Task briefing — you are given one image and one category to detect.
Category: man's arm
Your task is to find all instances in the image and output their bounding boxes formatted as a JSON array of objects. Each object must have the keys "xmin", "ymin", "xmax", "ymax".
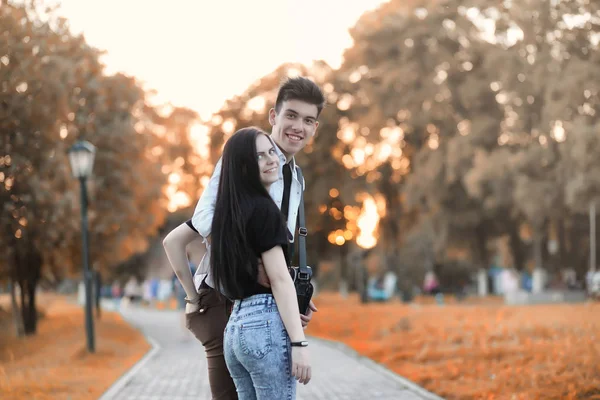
[{"xmin": 191, "ymin": 158, "xmax": 223, "ymax": 238}]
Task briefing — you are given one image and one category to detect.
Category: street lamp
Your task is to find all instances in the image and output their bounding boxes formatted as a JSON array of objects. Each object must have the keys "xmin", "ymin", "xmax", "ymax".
[
  {"xmin": 591, "ymin": 202, "xmax": 596, "ymax": 275},
  {"xmin": 68, "ymin": 140, "xmax": 96, "ymax": 353}
]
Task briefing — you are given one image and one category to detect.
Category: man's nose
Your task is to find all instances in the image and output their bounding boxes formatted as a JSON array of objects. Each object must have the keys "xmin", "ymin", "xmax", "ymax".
[{"xmin": 292, "ymin": 118, "xmax": 303, "ymax": 131}]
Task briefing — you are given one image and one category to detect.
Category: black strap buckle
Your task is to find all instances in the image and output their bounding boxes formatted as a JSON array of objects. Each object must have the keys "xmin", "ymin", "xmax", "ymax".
[
  {"xmin": 297, "ymin": 271, "xmax": 311, "ymax": 281},
  {"xmin": 298, "ymin": 227, "xmax": 308, "ymax": 236}
]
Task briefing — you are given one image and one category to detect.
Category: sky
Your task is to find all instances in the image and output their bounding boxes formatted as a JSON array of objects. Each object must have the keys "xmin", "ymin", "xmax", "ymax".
[{"xmin": 57, "ymin": 0, "xmax": 389, "ymax": 120}]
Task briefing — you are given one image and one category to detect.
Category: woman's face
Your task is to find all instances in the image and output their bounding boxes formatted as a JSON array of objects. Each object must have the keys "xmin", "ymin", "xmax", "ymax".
[{"xmin": 256, "ymin": 134, "xmax": 279, "ymax": 188}]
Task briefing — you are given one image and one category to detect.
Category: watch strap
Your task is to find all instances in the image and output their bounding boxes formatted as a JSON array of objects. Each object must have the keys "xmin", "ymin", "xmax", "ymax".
[{"xmin": 290, "ymin": 340, "xmax": 308, "ymax": 347}]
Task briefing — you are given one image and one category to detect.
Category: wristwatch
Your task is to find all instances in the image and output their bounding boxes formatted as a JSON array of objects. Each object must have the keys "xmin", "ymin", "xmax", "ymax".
[{"xmin": 290, "ymin": 341, "xmax": 308, "ymax": 347}]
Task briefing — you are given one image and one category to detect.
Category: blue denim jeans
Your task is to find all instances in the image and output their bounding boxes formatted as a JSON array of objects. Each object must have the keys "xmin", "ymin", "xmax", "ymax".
[{"xmin": 224, "ymin": 294, "xmax": 296, "ymax": 400}]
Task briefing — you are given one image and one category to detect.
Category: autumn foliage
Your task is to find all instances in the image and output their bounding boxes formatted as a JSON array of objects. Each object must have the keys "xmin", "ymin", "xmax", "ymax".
[{"xmin": 307, "ymin": 293, "xmax": 600, "ymax": 400}]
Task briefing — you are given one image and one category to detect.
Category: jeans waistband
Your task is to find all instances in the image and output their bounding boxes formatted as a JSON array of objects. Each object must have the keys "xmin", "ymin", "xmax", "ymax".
[{"xmin": 232, "ymin": 294, "xmax": 275, "ymax": 311}]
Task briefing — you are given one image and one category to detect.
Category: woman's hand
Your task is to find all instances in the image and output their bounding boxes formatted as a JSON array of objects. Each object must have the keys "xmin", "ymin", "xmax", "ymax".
[
  {"xmin": 185, "ymin": 301, "xmax": 200, "ymax": 314},
  {"xmin": 291, "ymin": 347, "xmax": 311, "ymax": 384}
]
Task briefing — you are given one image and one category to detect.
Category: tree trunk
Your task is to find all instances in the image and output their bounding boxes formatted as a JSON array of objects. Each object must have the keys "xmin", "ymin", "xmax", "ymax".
[
  {"xmin": 568, "ymin": 216, "xmax": 589, "ymax": 280},
  {"xmin": 338, "ymin": 244, "xmax": 349, "ymax": 297},
  {"xmin": 19, "ymin": 281, "xmax": 29, "ymax": 334},
  {"xmin": 19, "ymin": 278, "xmax": 37, "ymax": 335},
  {"xmin": 95, "ymin": 270, "xmax": 102, "ymax": 320},
  {"xmin": 378, "ymin": 163, "xmax": 402, "ymax": 254},
  {"xmin": 355, "ymin": 263, "xmax": 369, "ymax": 304},
  {"xmin": 15, "ymin": 247, "xmax": 42, "ymax": 335},
  {"xmin": 473, "ymin": 223, "xmax": 489, "ymax": 270},
  {"xmin": 508, "ymin": 221, "xmax": 526, "ymax": 271},
  {"xmin": 26, "ymin": 278, "xmax": 38, "ymax": 334},
  {"xmin": 533, "ymin": 233, "xmax": 543, "ymax": 271},
  {"xmin": 557, "ymin": 217, "xmax": 568, "ymax": 270}
]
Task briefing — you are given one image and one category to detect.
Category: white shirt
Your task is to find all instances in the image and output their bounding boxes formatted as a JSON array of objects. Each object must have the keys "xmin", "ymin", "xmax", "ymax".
[{"xmin": 190, "ymin": 138, "xmax": 305, "ymax": 289}]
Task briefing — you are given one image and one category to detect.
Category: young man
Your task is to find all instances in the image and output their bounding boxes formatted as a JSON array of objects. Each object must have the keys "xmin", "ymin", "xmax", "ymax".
[{"xmin": 163, "ymin": 77, "xmax": 325, "ymax": 400}]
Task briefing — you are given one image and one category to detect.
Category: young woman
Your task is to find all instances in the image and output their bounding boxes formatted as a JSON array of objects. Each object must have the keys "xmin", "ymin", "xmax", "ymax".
[{"xmin": 211, "ymin": 127, "xmax": 311, "ymax": 399}]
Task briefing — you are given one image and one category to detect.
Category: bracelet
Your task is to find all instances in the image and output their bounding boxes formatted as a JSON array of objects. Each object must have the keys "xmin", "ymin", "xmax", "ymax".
[{"xmin": 290, "ymin": 341, "xmax": 308, "ymax": 347}]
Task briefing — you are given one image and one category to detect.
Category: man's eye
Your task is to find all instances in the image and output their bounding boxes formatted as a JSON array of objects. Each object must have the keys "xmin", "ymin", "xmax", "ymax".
[
  {"xmin": 305, "ymin": 119, "xmax": 314, "ymax": 125},
  {"xmin": 287, "ymin": 114, "xmax": 296, "ymax": 119}
]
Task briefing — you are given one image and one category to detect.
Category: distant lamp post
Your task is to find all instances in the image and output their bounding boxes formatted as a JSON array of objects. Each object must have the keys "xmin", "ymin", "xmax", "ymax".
[
  {"xmin": 68, "ymin": 140, "xmax": 96, "ymax": 353},
  {"xmin": 591, "ymin": 202, "xmax": 596, "ymax": 274}
]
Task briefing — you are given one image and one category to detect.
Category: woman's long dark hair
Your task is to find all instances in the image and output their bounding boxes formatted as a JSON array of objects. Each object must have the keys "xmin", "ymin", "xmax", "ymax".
[{"xmin": 210, "ymin": 127, "xmax": 274, "ymax": 299}]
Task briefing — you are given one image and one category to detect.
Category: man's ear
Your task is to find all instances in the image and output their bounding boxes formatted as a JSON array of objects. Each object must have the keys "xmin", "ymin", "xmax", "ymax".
[
  {"xmin": 312, "ymin": 121, "xmax": 320, "ymax": 138},
  {"xmin": 268, "ymin": 108, "xmax": 277, "ymax": 126}
]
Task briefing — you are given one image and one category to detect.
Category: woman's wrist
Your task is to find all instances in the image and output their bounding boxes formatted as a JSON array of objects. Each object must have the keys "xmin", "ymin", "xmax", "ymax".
[
  {"xmin": 289, "ymin": 335, "xmax": 306, "ymax": 343},
  {"xmin": 184, "ymin": 295, "xmax": 200, "ymax": 304}
]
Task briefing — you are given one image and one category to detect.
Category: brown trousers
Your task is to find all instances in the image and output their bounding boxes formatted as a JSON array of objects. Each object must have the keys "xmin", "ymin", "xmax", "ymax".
[{"xmin": 185, "ymin": 286, "xmax": 237, "ymax": 400}]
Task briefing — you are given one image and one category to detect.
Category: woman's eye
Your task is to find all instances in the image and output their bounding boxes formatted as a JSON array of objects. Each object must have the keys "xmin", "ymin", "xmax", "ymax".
[{"xmin": 269, "ymin": 149, "xmax": 276, "ymax": 155}]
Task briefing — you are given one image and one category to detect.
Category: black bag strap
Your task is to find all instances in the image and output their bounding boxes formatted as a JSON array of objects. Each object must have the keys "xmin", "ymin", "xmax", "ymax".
[{"xmin": 295, "ymin": 166, "xmax": 309, "ymax": 274}]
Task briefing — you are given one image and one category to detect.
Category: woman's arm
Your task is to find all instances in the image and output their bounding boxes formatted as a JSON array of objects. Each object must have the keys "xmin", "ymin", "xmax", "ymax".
[
  {"xmin": 262, "ymin": 246, "xmax": 311, "ymax": 384},
  {"xmin": 163, "ymin": 223, "xmax": 205, "ymax": 302},
  {"xmin": 261, "ymin": 246, "xmax": 305, "ymax": 341}
]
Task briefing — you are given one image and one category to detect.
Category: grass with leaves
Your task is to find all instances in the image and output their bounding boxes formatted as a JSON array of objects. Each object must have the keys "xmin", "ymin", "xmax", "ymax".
[
  {"xmin": 0, "ymin": 294, "xmax": 150, "ymax": 400},
  {"xmin": 307, "ymin": 293, "xmax": 600, "ymax": 400}
]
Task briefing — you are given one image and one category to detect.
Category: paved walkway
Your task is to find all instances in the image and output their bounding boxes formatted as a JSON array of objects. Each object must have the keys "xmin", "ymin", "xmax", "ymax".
[{"xmin": 100, "ymin": 304, "xmax": 444, "ymax": 400}]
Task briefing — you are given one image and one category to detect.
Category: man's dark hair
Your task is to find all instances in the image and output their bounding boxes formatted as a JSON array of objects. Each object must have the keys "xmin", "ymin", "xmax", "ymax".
[
  {"xmin": 210, "ymin": 127, "xmax": 274, "ymax": 299},
  {"xmin": 274, "ymin": 76, "xmax": 326, "ymax": 117}
]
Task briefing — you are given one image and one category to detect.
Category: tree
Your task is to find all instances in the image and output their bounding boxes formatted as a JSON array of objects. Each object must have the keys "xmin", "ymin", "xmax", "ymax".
[
  {"xmin": 482, "ymin": 0, "xmax": 600, "ymax": 274},
  {"xmin": 333, "ymin": 0, "xmax": 600, "ymax": 280},
  {"xmin": 331, "ymin": 0, "xmax": 509, "ymax": 271},
  {"xmin": 0, "ymin": 2, "xmax": 198, "ymax": 334},
  {"xmin": 1, "ymin": 2, "xmax": 84, "ymax": 333}
]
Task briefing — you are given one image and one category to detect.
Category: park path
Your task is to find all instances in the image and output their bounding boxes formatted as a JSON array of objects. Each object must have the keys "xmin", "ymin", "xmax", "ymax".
[{"xmin": 99, "ymin": 303, "xmax": 444, "ymax": 400}]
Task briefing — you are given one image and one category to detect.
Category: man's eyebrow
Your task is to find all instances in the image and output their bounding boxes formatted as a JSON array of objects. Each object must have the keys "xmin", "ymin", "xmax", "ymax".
[{"xmin": 286, "ymin": 108, "xmax": 316, "ymax": 120}]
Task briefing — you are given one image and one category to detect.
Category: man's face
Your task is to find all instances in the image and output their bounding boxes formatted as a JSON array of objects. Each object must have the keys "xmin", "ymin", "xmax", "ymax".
[{"xmin": 269, "ymin": 99, "xmax": 319, "ymax": 160}]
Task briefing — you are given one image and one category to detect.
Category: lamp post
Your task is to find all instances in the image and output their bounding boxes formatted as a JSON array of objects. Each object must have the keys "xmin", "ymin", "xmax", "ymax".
[
  {"xmin": 68, "ymin": 140, "xmax": 96, "ymax": 353},
  {"xmin": 591, "ymin": 202, "xmax": 596, "ymax": 275}
]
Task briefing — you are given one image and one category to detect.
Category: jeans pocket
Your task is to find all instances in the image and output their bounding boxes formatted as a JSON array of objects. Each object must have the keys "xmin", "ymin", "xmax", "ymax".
[{"xmin": 239, "ymin": 319, "xmax": 272, "ymax": 360}]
